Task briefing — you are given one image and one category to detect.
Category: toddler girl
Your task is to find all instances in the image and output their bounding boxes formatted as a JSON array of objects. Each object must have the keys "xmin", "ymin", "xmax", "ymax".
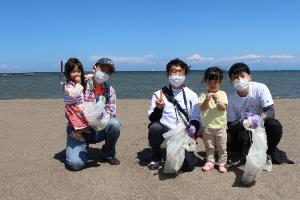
[
  {"xmin": 62, "ymin": 58, "xmax": 89, "ymax": 142},
  {"xmin": 197, "ymin": 67, "xmax": 228, "ymax": 172}
]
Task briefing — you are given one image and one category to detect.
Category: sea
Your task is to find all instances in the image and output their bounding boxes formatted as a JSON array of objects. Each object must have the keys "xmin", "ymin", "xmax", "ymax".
[{"xmin": 0, "ymin": 70, "xmax": 299, "ymax": 100}]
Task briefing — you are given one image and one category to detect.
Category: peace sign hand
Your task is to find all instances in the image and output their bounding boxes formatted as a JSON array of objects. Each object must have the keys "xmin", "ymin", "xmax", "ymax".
[{"xmin": 153, "ymin": 90, "xmax": 165, "ymax": 110}]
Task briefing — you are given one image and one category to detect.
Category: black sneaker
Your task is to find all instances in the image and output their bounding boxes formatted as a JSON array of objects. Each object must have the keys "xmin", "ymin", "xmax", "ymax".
[
  {"xmin": 101, "ymin": 156, "xmax": 120, "ymax": 165},
  {"xmin": 148, "ymin": 152, "xmax": 162, "ymax": 170}
]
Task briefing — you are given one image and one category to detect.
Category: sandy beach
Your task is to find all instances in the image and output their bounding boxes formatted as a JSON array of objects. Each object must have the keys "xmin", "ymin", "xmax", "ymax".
[{"xmin": 0, "ymin": 99, "xmax": 299, "ymax": 199}]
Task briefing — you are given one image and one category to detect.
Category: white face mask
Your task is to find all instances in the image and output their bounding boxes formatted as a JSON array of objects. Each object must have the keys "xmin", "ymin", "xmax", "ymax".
[
  {"xmin": 169, "ymin": 75, "xmax": 185, "ymax": 87},
  {"xmin": 94, "ymin": 70, "xmax": 110, "ymax": 83},
  {"xmin": 233, "ymin": 78, "xmax": 249, "ymax": 92}
]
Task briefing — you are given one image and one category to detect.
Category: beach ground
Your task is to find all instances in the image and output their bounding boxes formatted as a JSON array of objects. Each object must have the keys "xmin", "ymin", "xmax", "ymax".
[{"xmin": 0, "ymin": 99, "xmax": 299, "ymax": 199}]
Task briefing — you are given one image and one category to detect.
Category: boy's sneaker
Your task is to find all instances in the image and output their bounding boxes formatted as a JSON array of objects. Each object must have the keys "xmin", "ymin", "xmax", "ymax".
[
  {"xmin": 148, "ymin": 152, "xmax": 162, "ymax": 170},
  {"xmin": 202, "ymin": 162, "xmax": 214, "ymax": 171},
  {"xmin": 219, "ymin": 162, "xmax": 228, "ymax": 173},
  {"xmin": 263, "ymin": 154, "xmax": 272, "ymax": 171}
]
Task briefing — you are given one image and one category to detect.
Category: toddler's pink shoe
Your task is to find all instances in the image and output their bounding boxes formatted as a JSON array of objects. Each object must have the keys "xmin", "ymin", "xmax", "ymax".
[
  {"xmin": 202, "ymin": 162, "xmax": 214, "ymax": 171},
  {"xmin": 219, "ymin": 162, "xmax": 228, "ymax": 173}
]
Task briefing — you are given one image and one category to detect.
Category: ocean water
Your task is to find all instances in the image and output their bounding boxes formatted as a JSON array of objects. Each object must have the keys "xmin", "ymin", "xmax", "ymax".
[{"xmin": 0, "ymin": 71, "xmax": 299, "ymax": 100}]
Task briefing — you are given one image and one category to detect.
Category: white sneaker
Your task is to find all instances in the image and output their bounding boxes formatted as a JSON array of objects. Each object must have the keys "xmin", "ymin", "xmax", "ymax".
[{"xmin": 263, "ymin": 154, "xmax": 272, "ymax": 171}]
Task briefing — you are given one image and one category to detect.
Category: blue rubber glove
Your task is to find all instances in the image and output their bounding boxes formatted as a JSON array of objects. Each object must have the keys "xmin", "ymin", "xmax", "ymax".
[
  {"xmin": 249, "ymin": 114, "xmax": 261, "ymax": 129},
  {"xmin": 186, "ymin": 125, "xmax": 196, "ymax": 136},
  {"xmin": 97, "ymin": 110, "xmax": 107, "ymax": 119},
  {"xmin": 240, "ymin": 112, "xmax": 254, "ymax": 125}
]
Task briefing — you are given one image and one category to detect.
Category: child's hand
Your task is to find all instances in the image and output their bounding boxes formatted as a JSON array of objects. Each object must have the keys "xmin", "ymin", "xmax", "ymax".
[
  {"xmin": 74, "ymin": 76, "xmax": 81, "ymax": 84},
  {"xmin": 211, "ymin": 93, "xmax": 218, "ymax": 102},
  {"xmin": 92, "ymin": 66, "xmax": 97, "ymax": 74},
  {"xmin": 205, "ymin": 93, "xmax": 212, "ymax": 100}
]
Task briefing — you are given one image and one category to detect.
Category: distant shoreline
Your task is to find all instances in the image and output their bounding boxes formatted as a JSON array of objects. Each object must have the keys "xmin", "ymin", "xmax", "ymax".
[{"xmin": 1, "ymin": 70, "xmax": 299, "ymax": 76}]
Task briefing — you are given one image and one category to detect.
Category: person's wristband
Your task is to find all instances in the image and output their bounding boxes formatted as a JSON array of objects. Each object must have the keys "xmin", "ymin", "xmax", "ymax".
[{"xmin": 215, "ymin": 100, "xmax": 220, "ymax": 105}]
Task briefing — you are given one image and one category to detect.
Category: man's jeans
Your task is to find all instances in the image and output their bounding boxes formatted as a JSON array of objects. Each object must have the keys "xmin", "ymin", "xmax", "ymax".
[{"xmin": 66, "ymin": 117, "xmax": 121, "ymax": 170}]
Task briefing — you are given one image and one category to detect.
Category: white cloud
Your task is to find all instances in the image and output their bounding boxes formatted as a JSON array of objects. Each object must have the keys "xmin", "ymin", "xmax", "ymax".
[
  {"xmin": 0, "ymin": 64, "xmax": 8, "ymax": 69},
  {"xmin": 186, "ymin": 54, "xmax": 300, "ymax": 69},
  {"xmin": 187, "ymin": 54, "xmax": 298, "ymax": 64},
  {"xmin": 187, "ymin": 54, "xmax": 213, "ymax": 61},
  {"xmin": 268, "ymin": 55, "xmax": 294, "ymax": 59},
  {"xmin": 13, "ymin": 65, "xmax": 19, "ymax": 68},
  {"xmin": 89, "ymin": 55, "xmax": 155, "ymax": 64},
  {"xmin": 215, "ymin": 54, "xmax": 261, "ymax": 62}
]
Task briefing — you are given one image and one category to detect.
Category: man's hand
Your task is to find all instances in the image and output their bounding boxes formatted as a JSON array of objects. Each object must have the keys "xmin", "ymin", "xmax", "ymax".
[
  {"xmin": 240, "ymin": 112, "xmax": 254, "ymax": 125},
  {"xmin": 186, "ymin": 125, "xmax": 196, "ymax": 136},
  {"xmin": 97, "ymin": 110, "xmax": 107, "ymax": 119},
  {"xmin": 249, "ymin": 114, "xmax": 261, "ymax": 129},
  {"xmin": 153, "ymin": 90, "xmax": 165, "ymax": 110}
]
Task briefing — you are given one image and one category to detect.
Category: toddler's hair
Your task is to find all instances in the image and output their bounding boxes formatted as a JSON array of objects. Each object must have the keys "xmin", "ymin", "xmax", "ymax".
[
  {"xmin": 201, "ymin": 67, "xmax": 223, "ymax": 84},
  {"xmin": 64, "ymin": 58, "xmax": 86, "ymax": 93}
]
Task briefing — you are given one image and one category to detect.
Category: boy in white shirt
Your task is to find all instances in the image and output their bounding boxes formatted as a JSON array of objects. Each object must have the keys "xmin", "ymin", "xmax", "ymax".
[
  {"xmin": 147, "ymin": 58, "xmax": 202, "ymax": 171},
  {"xmin": 226, "ymin": 62, "xmax": 283, "ymax": 171}
]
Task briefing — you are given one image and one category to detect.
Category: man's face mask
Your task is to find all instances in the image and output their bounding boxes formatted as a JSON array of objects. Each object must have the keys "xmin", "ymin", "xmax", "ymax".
[
  {"xmin": 233, "ymin": 78, "xmax": 249, "ymax": 92},
  {"xmin": 94, "ymin": 70, "xmax": 110, "ymax": 83},
  {"xmin": 169, "ymin": 75, "xmax": 185, "ymax": 87}
]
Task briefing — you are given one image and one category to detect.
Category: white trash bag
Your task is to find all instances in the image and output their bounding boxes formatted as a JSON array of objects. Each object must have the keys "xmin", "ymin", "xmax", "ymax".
[
  {"xmin": 89, "ymin": 112, "xmax": 110, "ymax": 131},
  {"xmin": 82, "ymin": 99, "xmax": 110, "ymax": 131},
  {"xmin": 161, "ymin": 122, "xmax": 196, "ymax": 173},
  {"xmin": 241, "ymin": 116, "xmax": 268, "ymax": 185}
]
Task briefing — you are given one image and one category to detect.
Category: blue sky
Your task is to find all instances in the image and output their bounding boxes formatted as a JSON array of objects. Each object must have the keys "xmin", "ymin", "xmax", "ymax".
[{"xmin": 1, "ymin": 0, "xmax": 299, "ymax": 73}]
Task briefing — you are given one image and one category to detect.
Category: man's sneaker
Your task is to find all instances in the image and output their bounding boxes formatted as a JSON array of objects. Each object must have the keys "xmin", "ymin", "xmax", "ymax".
[
  {"xmin": 101, "ymin": 156, "xmax": 120, "ymax": 165},
  {"xmin": 148, "ymin": 152, "xmax": 162, "ymax": 170},
  {"xmin": 263, "ymin": 154, "xmax": 272, "ymax": 171}
]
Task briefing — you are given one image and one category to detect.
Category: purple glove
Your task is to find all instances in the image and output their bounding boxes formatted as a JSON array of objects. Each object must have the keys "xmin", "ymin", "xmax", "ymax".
[
  {"xmin": 97, "ymin": 110, "xmax": 107, "ymax": 119},
  {"xmin": 240, "ymin": 112, "xmax": 254, "ymax": 125},
  {"xmin": 249, "ymin": 114, "xmax": 261, "ymax": 129},
  {"xmin": 186, "ymin": 125, "xmax": 196, "ymax": 136}
]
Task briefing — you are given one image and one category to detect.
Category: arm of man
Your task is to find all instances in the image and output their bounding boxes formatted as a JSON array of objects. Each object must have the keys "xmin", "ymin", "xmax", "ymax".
[
  {"xmin": 260, "ymin": 104, "xmax": 275, "ymax": 121},
  {"xmin": 104, "ymin": 84, "xmax": 117, "ymax": 118},
  {"xmin": 191, "ymin": 93, "xmax": 202, "ymax": 133}
]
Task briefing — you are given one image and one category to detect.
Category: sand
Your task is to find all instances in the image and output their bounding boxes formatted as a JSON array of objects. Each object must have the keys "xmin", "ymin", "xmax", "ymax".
[{"xmin": 0, "ymin": 99, "xmax": 299, "ymax": 199}]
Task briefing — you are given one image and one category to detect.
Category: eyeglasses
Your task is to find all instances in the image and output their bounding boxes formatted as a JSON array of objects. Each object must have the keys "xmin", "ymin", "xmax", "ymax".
[{"xmin": 170, "ymin": 69, "xmax": 185, "ymax": 75}]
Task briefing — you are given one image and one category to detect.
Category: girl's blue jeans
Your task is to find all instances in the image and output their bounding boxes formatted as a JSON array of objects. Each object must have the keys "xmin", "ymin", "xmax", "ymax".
[{"xmin": 66, "ymin": 117, "xmax": 121, "ymax": 170}]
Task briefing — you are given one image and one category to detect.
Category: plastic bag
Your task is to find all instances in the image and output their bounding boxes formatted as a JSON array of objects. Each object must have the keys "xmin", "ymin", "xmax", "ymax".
[
  {"xmin": 82, "ymin": 99, "xmax": 110, "ymax": 131},
  {"xmin": 241, "ymin": 116, "xmax": 268, "ymax": 185},
  {"xmin": 161, "ymin": 122, "xmax": 196, "ymax": 173},
  {"xmin": 89, "ymin": 112, "xmax": 110, "ymax": 131},
  {"xmin": 83, "ymin": 100, "xmax": 105, "ymax": 123}
]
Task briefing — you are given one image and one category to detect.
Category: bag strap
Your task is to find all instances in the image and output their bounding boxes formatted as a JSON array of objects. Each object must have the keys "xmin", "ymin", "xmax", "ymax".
[{"xmin": 162, "ymin": 86, "xmax": 190, "ymax": 122}]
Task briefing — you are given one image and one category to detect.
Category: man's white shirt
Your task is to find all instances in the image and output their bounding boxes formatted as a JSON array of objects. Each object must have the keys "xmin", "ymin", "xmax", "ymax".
[
  {"xmin": 148, "ymin": 86, "xmax": 201, "ymax": 130},
  {"xmin": 227, "ymin": 81, "xmax": 274, "ymax": 122}
]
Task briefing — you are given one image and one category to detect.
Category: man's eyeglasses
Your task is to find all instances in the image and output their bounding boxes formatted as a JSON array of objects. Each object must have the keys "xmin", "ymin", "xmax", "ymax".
[{"xmin": 170, "ymin": 69, "xmax": 185, "ymax": 75}]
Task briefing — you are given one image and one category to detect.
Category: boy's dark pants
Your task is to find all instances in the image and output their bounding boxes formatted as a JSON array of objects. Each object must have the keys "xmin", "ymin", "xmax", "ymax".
[
  {"xmin": 148, "ymin": 121, "xmax": 199, "ymax": 172},
  {"xmin": 227, "ymin": 119, "xmax": 283, "ymax": 157}
]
